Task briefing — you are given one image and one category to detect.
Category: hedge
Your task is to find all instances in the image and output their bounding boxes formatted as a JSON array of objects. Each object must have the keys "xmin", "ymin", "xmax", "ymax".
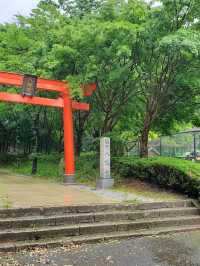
[
  {"xmin": 0, "ymin": 153, "xmax": 26, "ymax": 165},
  {"xmin": 113, "ymin": 157, "xmax": 200, "ymax": 199}
]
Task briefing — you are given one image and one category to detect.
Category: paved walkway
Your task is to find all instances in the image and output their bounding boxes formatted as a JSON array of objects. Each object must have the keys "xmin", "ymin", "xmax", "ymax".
[
  {"xmin": 0, "ymin": 169, "xmax": 186, "ymax": 208},
  {"xmin": 1, "ymin": 231, "xmax": 200, "ymax": 265},
  {"xmin": 81, "ymin": 184, "xmax": 185, "ymax": 203},
  {"xmin": 0, "ymin": 170, "xmax": 118, "ymax": 207}
]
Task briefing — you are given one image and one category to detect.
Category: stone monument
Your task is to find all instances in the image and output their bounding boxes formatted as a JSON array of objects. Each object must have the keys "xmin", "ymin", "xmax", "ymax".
[{"xmin": 96, "ymin": 137, "xmax": 114, "ymax": 189}]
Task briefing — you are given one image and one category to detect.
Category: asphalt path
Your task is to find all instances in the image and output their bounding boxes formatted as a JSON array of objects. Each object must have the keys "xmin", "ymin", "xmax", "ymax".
[{"xmin": 1, "ymin": 231, "xmax": 200, "ymax": 266}]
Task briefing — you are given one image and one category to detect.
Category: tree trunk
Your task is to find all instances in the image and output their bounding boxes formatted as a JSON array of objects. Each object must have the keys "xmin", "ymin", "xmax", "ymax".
[
  {"xmin": 139, "ymin": 127, "xmax": 149, "ymax": 157},
  {"xmin": 139, "ymin": 113, "xmax": 152, "ymax": 158},
  {"xmin": 31, "ymin": 108, "xmax": 41, "ymax": 175},
  {"xmin": 74, "ymin": 111, "xmax": 90, "ymax": 157},
  {"xmin": 31, "ymin": 157, "xmax": 38, "ymax": 175},
  {"xmin": 139, "ymin": 95, "xmax": 158, "ymax": 158},
  {"xmin": 75, "ymin": 130, "xmax": 83, "ymax": 157}
]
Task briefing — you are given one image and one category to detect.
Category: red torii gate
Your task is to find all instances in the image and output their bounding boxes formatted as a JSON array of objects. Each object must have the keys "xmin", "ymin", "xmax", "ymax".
[{"xmin": 0, "ymin": 71, "xmax": 96, "ymax": 184}]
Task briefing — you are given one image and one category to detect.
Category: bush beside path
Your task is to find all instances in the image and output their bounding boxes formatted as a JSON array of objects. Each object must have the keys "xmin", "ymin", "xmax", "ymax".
[{"xmin": 114, "ymin": 157, "xmax": 200, "ymax": 200}]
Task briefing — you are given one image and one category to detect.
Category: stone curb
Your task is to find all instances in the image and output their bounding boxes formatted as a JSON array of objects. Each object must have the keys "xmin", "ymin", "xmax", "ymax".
[
  {"xmin": 0, "ymin": 200, "xmax": 193, "ymax": 218},
  {"xmin": 1, "ymin": 224, "xmax": 200, "ymax": 253},
  {"xmin": 0, "ymin": 207, "xmax": 198, "ymax": 230},
  {"xmin": 0, "ymin": 215, "xmax": 199, "ymax": 242}
]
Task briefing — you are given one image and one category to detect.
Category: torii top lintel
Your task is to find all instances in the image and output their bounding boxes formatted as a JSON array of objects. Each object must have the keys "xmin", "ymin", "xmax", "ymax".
[
  {"xmin": 0, "ymin": 71, "xmax": 96, "ymax": 97},
  {"xmin": 0, "ymin": 71, "xmax": 67, "ymax": 93},
  {"xmin": 0, "ymin": 71, "xmax": 96, "ymax": 111}
]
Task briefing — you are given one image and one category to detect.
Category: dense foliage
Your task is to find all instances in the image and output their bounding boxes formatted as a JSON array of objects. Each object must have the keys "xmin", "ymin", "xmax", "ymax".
[
  {"xmin": 114, "ymin": 156, "xmax": 200, "ymax": 199},
  {"xmin": 0, "ymin": 152, "xmax": 99, "ymax": 184},
  {"xmin": 0, "ymin": 0, "xmax": 200, "ymax": 163}
]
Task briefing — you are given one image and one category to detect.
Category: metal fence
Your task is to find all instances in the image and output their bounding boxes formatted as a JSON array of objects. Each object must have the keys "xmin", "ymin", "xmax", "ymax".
[{"xmin": 130, "ymin": 128, "xmax": 200, "ymax": 159}]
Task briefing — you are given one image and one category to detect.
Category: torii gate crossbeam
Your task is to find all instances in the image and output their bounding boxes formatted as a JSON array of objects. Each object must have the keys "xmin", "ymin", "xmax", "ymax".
[{"xmin": 0, "ymin": 71, "xmax": 96, "ymax": 184}]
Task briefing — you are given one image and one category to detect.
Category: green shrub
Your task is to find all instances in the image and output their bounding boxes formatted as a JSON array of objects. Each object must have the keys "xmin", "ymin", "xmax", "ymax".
[
  {"xmin": 113, "ymin": 156, "xmax": 200, "ymax": 199},
  {"xmin": 0, "ymin": 153, "xmax": 27, "ymax": 165},
  {"xmin": 0, "ymin": 152, "xmax": 99, "ymax": 184},
  {"xmin": 1, "ymin": 153, "xmax": 63, "ymax": 182},
  {"xmin": 76, "ymin": 152, "xmax": 99, "ymax": 184}
]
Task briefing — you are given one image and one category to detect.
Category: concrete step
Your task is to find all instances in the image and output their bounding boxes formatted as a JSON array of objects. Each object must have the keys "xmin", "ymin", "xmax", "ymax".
[
  {"xmin": 0, "ymin": 207, "xmax": 198, "ymax": 230},
  {"xmin": 0, "ymin": 200, "xmax": 193, "ymax": 218},
  {"xmin": 1, "ymin": 224, "xmax": 200, "ymax": 252},
  {"xmin": 0, "ymin": 215, "xmax": 199, "ymax": 243}
]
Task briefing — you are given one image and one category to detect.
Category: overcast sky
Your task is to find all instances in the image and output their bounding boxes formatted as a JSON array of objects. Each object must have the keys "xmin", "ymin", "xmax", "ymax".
[
  {"xmin": 0, "ymin": 0, "xmax": 40, "ymax": 23},
  {"xmin": 0, "ymin": 0, "xmax": 161, "ymax": 24}
]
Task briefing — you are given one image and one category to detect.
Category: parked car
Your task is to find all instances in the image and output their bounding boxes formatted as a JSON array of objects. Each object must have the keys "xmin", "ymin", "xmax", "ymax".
[{"xmin": 185, "ymin": 151, "xmax": 200, "ymax": 160}]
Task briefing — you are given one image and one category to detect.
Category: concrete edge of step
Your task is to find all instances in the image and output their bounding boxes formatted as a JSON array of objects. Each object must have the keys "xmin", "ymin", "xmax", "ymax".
[
  {"xmin": 0, "ymin": 200, "xmax": 194, "ymax": 218},
  {"xmin": 0, "ymin": 206, "xmax": 198, "ymax": 221},
  {"xmin": 0, "ymin": 207, "xmax": 198, "ymax": 232},
  {"xmin": 0, "ymin": 215, "xmax": 199, "ymax": 235},
  {"xmin": 1, "ymin": 224, "xmax": 200, "ymax": 253}
]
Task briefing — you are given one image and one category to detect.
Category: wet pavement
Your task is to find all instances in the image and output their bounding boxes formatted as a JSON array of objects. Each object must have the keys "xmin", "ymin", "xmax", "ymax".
[
  {"xmin": 1, "ymin": 231, "xmax": 200, "ymax": 266},
  {"xmin": 0, "ymin": 170, "xmax": 118, "ymax": 207},
  {"xmin": 0, "ymin": 169, "xmax": 185, "ymax": 208}
]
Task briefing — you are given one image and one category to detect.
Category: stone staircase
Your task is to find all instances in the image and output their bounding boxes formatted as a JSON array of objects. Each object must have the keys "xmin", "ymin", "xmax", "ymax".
[{"xmin": 0, "ymin": 200, "xmax": 199, "ymax": 252}]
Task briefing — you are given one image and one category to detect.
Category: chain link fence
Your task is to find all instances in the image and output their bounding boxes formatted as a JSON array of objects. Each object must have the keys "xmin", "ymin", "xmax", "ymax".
[{"xmin": 130, "ymin": 128, "xmax": 200, "ymax": 160}]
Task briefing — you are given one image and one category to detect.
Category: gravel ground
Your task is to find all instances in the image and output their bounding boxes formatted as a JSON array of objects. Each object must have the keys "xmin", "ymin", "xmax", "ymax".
[{"xmin": 1, "ymin": 231, "xmax": 200, "ymax": 266}]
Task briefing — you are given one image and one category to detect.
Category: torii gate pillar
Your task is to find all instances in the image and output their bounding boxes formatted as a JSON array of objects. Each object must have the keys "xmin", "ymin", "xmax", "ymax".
[{"xmin": 63, "ymin": 94, "xmax": 75, "ymax": 184}]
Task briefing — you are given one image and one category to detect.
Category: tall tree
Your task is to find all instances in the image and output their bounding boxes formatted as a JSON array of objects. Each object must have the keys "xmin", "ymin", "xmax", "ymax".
[
  {"xmin": 1, "ymin": 0, "xmax": 200, "ymax": 159},
  {"xmin": 134, "ymin": 0, "xmax": 200, "ymax": 157}
]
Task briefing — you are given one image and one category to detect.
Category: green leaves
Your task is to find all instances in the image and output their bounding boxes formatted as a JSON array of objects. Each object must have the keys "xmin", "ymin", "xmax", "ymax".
[
  {"xmin": 159, "ymin": 29, "xmax": 200, "ymax": 56},
  {"xmin": 0, "ymin": 0, "xmax": 200, "ymax": 157}
]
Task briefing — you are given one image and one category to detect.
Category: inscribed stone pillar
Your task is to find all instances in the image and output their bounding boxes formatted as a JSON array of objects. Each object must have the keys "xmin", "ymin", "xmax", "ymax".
[{"xmin": 96, "ymin": 137, "xmax": 114, "ymax": 189}]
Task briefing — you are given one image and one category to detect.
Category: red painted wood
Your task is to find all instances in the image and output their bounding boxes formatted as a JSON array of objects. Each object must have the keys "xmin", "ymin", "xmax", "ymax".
[
  {"xmin": 83, "ymin": 83, "xmax": 96, "ymax": 96},
  {"xmin": 0, "ymin": 72, "xmax": 23, "ymax": 87},
  {"xmin": 63, "ymin": 95, "xmax": 75, "ymax": 176},
  {"xmin": 0, "ymin": 92, "xmax": 90, "ymax": 111},
  {"xmin": 0, "ymin": 92, "xmax": 64, "ymax": 108},
  {"xmin": 0, "ymin": 71, "xmax": 68, "ymax": 93},
  {"xmin": 72, "ymin": 101, "xmax": 89, "ymax": 111},
  {"xmin": 0, "ymin": 71, "xmax": 96, "ymax": 96}
]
